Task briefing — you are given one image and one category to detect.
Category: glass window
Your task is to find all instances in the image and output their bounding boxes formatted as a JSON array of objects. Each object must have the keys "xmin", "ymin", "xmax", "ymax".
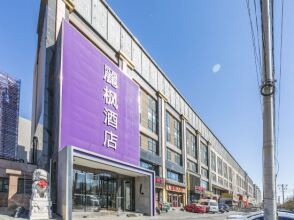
[
  {"xmin": 217, "ymin": 157, "xmax": 223, "ymax": 175},
  {"xmin": 218, "ymin": 177, "xmax": 224, "ymax": 185},
  {"xmin": 200, "ymin": 143, "xmax": 208, "ymax": 166},
  {"xmin": 17, "ymin": 178, "xmax": 32, "ymax": 194},
  {"xmin": 0, "ymin": 178, "xmax": 9, "ymax": 192},
  {"xmin": 147, "ymin": 95, "xmax": 157, "ymax": 133},
  {"xmin": 174, "ymin": 119, "xmax": 181, "ymax": 148},
  {"xmin": 228, "ymin": 167, "xmax": 233, "ymax": 182},
  {"xmin": 211, "ymin": 151, "xmax": 216, "ymax": 172},
  {"xmin": 186, "ymin": 130, "xmax": 196, "ymax": 158},
  {"xmin": 167, "ymin": 148, "xmax": 171, "ymax": 161},
  {"xmin": 174, "ymin": 153, "xmax": 182, "ymax": 166},
  {"xmin": 201, "ymin": 167, "xmax": 208, "ymax": 179},
  {"xmin": 223, "ymin": 163, "xmax": 228, "ymax": 179},
  {"xmin": 140, "ymin": 160, "xmax": 159, "ymax": 176},
  {"xmin": 167, "ymin": 170, "xmax": 183, "ymax": 183},
  {"xmin": 200, "ymin": 180, "xmax": 208, "ymax": 190},
  {"xmin": 212, "ymin": 173, "xmax": 217, "ymax": 182},
  {"xmin": 189, "ymin": 161, "xmax": 197, "ymax": 173},
  {"xmin": 147, "ymin": 138, "xmax": 158, "ymax": 154},
  {"xmin": 141, "ymin": 134, "xmax": 158, "ymax": 155},
  {"xmin": 166, "ymin": 112, "xmax": 171, "ymax": 142}
]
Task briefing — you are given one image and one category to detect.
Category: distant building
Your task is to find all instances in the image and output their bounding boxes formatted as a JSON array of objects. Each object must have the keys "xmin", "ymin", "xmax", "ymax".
[
  {"xmin": 253, "ymin": 184, "xmax": 262, "ymax": 206},
  {"xmin": 0, "ymin": 75, "xmax": 37, "ymax": 209},
  {"xmin": 0, "ymin": 72, "xmax": 20, "ymax": 159}
]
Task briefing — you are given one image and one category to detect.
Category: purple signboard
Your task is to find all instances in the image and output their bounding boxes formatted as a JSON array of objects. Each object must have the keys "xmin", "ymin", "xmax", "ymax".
[{"xmin": 60, "ymin": 21, "xmax": 140, "ymax": 165}]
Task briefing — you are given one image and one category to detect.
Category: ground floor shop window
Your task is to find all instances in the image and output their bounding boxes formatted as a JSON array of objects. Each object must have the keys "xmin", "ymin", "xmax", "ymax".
[
  {"xmin": 167, "ymin": 193, "xmax": 183, "ymax": 207},
  {"xmin": 17, "ymin": 178, "xmax": 32, "ymax": 194},
  {"xmin": 72, "ymin": 167, "xmax": 135, "ymax": 212},
  {"xmin": 155, "ymin": 189, "xmax": 162, "ymax": 208},
  {"xmin": 0, "ymin": 178, "xmax": 9, "ymax": 192}
]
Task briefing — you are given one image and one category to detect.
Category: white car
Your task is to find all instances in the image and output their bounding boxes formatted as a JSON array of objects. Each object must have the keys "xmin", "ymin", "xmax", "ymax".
[{"xmin": 200, "ymin": 199, "xmax": 219, "ymax": 213}]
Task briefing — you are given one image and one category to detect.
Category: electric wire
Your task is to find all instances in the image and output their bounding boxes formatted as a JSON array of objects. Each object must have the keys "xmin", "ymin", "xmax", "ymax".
[
  {"xmin": 254, "ymin": 0, "xmax": 262, "ymax": 73},
  {"xmin": 246, "ymin": 0, "xmax": 263, "ymax": 113},
  {"xmin": 275, "ymin": 0, "xmax": 284, "ymax": 177}
]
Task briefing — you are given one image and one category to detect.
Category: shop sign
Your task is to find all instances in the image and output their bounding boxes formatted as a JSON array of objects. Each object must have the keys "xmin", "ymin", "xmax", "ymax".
[
  {"xmin": 155, "ymin": 177, "xmax": 165, "ymax": 184},
  {"xmin": 60, "ymin": 21, "xmax": 140, "ymax": 165},
  {"xmin": 204, "ymin": 190, "xmax": 213, "ymax": 197},
  {"xmin": 221, "ymin": 193, "xmax": 233, "ymax": 199},
  {"xmin": 195, "ymin": 186, "xmax": 205, "ymax": 193},
  {"xmin": 166, "ymin": 184, "xmax": 185, "ymax": 193}
]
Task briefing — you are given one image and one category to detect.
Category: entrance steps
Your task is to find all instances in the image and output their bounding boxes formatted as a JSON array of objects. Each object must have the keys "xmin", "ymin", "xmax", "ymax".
[{"xmin": 73, "ymin": 210, "xmax": 144, "ymax": 219}]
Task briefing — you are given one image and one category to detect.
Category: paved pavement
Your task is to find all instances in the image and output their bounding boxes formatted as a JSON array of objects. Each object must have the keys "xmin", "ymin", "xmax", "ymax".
[{"xmin": 0, "ymin": 207, "xmax": 243, "ymax": 220}]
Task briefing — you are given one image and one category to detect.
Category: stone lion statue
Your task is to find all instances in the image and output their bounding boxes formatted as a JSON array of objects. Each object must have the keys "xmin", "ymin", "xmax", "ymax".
[
  {"xmin": 31, "ymin": 169, "xmax": 50, "ymax": 199},
  {"xmin": 29, "ymin": 169, "xmax": 52, "ymax": 220}
]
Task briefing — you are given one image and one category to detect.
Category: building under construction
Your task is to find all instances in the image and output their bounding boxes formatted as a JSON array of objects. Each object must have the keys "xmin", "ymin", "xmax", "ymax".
[{"xmin": 0, "ymin": 72, "xmax": 20, "ymax": 160}]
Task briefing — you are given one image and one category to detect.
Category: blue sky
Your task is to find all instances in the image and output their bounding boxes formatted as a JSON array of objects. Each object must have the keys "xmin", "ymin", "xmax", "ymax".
[{"xmin": 0, "ymin": 0, "xmax": 293, "ymax": 199}]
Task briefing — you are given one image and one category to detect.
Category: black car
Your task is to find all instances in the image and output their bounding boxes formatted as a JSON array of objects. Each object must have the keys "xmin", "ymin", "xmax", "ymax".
[{"xmin": 219, "ymin": 203, "xmax": 230, "ymax": 213}]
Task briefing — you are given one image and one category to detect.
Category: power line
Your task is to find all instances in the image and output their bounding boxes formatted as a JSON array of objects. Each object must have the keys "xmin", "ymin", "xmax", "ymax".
[
  {"xmin": 254, "ymin": 0, "xmax": 262, "ymax": 73},
  {"xmin": 246, "ymin": 0, "xmax": 263, "ymax": 112},
  {"xmin": 275, "ymin": 0, "xmax": 284, "ymax": 176}
]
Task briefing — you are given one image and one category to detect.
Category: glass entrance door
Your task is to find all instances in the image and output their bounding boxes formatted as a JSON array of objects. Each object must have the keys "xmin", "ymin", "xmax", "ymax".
[
  {"xmin": 73, "ymin": 170, "xmax": 86, "ymax": 211},
  {"xmin": 124, "ymin": 181, "xmax": 131, "ymax": 211},
  {"xmin": 99, "ymin": 175, "xmax": 117, "ymax": 210}
]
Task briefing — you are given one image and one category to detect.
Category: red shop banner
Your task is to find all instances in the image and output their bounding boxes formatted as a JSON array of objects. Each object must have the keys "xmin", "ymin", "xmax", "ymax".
[{"xmin": 166, "ymin": 184, "xmax": 186, "ymax": 193}]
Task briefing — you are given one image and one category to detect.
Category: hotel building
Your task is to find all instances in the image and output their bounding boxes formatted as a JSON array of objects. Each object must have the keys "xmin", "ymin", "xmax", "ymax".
[{"xmin": 30, "ymin": 0, "xmax": 260, "ymax": 219}]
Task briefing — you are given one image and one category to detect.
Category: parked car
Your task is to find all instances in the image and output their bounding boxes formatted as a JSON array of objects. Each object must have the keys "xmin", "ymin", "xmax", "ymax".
[
  {"xmin": 159, "ymin": 202, "xmax": 170, "ymax": 212},
  {"xmin": 184, "ymin": 203, "xmax": 207, "ymax": 213},
  {"xmin": 226, "ymin": 210, "xmax": 294, "ymax": 219},
  {"xmin": 199, "ymin": 199, "xmax": 219, "ymax": 213},
  {"xmin": 219, "ymin": 203, "xmax": 230, "ymax": 213}
]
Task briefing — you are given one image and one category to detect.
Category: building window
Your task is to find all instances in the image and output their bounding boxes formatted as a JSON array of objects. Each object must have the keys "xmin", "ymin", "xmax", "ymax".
[
  {"xmin": 228, "ymin": 167, "xmax": 233, "ymax": 182},
  {"xmin": 174, "ymin": 119, "xmax": 181, "ymax": 148},
  {"xmin": 167, "ymin": 170, "xmax": 183, "ymax": 183},
  {"xmin": 147, "ymin": 95, "xmax": 157, "ymax": 133},
  {"xmin": 166, "ymin": 112, "xmax": 171, "ymax": 142},
  {"xmin": 174, "ymin": 153, "xmax": 182, "ymax": 166},
  {"xmin": 223, "ymin": 163, "xmax": 228, "ymax": 179},
  {"xmin": 201, "ymin": 167, "xmax": 208, "ymax": 179},
  {"xmin": 200, "ymin": 142, "xmax": 208, "ymax": 166},
  {"xmin": 217, "ymin": 157, "xmax": 223, "ymax": 175},
  {"xmin": 17, "ymin": 178, "xmax": 32, "ymax": 194},
  {"xmin": 0, "ymin": 178, "xmax": 9, "ymax": 192},
  {"xmin": 140, "ymin": 160, "xmax": 159, "ymax": 176},
  {"xmin": 200, "ymin": 180, "xmax": 208, "ymax": 190},
  {"xmin": 148, "ymin": 138, "xmax": 158, "ymax": 154},
  {"xmin": 186, "ymin": 130, "xmax": 196, "ymax": 158},
  {"xmin": 188, "ymin": 161, "xmax": 197, "ymax": 173},
  {"xmin": 211, "ymin": 151, "xmax": 216, "ymax": 172},
  {"xmin": 211, "ymin": 173, "xmax": 217, "ymax": 183},
  {"xmin": 218, "ymin": 177, "xmax": 224, "ymax": 185},
  {"xmin": 167, "ymin": 148, "xmax": 171, "ymax": 161},
  {"xmin": 140, "ymin": 134, "xmax": 158, "ymax": 155}
]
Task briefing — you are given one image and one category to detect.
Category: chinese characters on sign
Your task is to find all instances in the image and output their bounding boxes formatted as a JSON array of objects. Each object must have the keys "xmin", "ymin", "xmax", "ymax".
[{"xmin": 103, "ymin": 65, "xmax": 119, "ymax": 150}]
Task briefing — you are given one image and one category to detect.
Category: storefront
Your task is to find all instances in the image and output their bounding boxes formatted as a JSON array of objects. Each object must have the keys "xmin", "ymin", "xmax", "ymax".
[
  {"xmin": 53, "ymin": 21, "xmax": 155, "ymax": 219},
  {"xmin": 187, "ymin": 173, "xmax": 202, "ymax": 203},
  {"xmin": 166, "ymin": 184, "xmax": 186, "ymax": 207},
  {"xmin": 155, "ymin": 177, "xmax": 164, "ymax": 208}
]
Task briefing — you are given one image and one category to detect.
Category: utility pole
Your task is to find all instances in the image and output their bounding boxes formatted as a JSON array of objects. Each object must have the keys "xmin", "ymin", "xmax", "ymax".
[
  {"xmin": 278, "ymin": 184, "xmax": 288, "ymax": 204},
  {"xmin": 260, "ymin": 0, "xmax": 277, "ymax": 220}
]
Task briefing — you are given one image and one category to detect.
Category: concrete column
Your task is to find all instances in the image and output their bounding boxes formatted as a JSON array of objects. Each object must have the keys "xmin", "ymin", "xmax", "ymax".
[
  {"xmin": 55, "ymin": 0, "xmax": 66, "ymax": 39},
  {"xmin": 180, "ymin": 114, "xmax": 188, "ymax": 205},
  {"xmin": 7, "ymin": 175, "xmax": 19, "ymax": 207},
  {"xmin": 157, "ymin": 91, "xmax": 167, "ymax": 202},
  {"xmin": 207, "ymin": 141, "xmax": 212, "ymax": 192},
  {"xmin": 6, "ymin": 169, "xmax": 21, "ymax": 208},
  {"xmin": 196, "ymin": 131, "xmax": 201, "ymax": 175}
]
